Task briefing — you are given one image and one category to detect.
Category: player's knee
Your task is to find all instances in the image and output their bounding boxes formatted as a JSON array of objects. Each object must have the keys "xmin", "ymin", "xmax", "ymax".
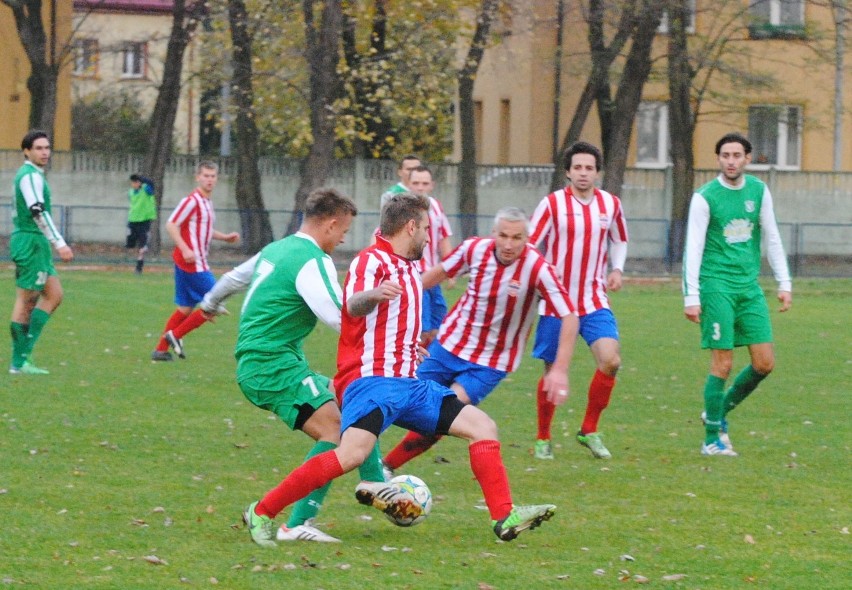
[
  {"xmin": 752, "ymin": 357, "xmax": 774, "ymax": 375},
  {"xmin": 599, "ymin": 354, "xmax": 621, "ymax": 376},
  {"xmin": 470, "ymin": 411, "xmax": 498, "ymax": 441},
  {"xmin": 335, "ymin": 445, "xmax": 371, "ymax": 472}
]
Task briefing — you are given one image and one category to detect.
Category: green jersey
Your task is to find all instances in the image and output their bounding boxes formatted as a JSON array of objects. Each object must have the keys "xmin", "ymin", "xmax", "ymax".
[
  {"xmin": 235, "ymin": 233, "xmax": 343, "ymax": 366},
  {"xmin": 380, "ymin": 182, "xmax": 408, "ymax": 208},
  {"xmin": 683, "ymin": 174, "xmax": 790, "ymax": 303},
  {"xmin": 12, "ymin": 161, "xmax": 65, "ymax": 247},
  {"xmin": 128, "ymin": 184, "xmax": 157, "ymax": 222}
]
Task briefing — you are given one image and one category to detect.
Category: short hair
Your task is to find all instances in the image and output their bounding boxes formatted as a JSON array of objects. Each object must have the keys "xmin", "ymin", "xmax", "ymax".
[
  {"xmin": 493, "ymin": 206, "xmax": 529, "ymax": 231},
  {"xmin": 380, "ymin": 193, "xmax": 430, "ymax": 238},
  {"xmin": 398, "ymin": 154, "xmax": 421, "ymax": 169},
  {"xmin": 196, "ymin": 160, "xmax": 218, "ymax": 174},
  {"xmin": 130, "ymin": 174, "xmax": 142, "ymax": 182},
  {"xmin": 22, "ymin": 129, "xmax": 49, "ymax": 151},
  {"xmin": 715, "ymin": 132, "xmax": 752, "ymax": 155},
  {"xmin": 409, "ymin": 164, "xmax": 432, "ymax": 178},
  {"xmin": 564, "ymin": 141, "xmax": 603, "ymax": 171},
  {"xmin": 304, "ymin": 187, "xmax": 358, "ymax": 220}
]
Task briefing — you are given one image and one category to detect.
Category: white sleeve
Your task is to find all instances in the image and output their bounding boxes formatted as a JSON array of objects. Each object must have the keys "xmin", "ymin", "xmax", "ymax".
[
  {"xmin": 760, "ymin": 187, "xmax": 792, "ymax": 292},
  {"xmin": 20, "ymin": 173, "xmax": 67, "ymax": 248},
  {"xmin": 200, "ymin": 253, "xmax": 259, "ymax": 312},
  {"xmin": 682, "ymin": 193, "xmax": 709, "ymax": 307},
  {"xmin": 608, "ymin": 240, "xmax": 627, "ymax": 272},
  {"xmin": 295, "ymin": 257, "xmax": 343, "ymax": 332}
]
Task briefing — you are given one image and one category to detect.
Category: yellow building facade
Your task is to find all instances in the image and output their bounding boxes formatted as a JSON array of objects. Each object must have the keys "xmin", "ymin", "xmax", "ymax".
[
  {"xmin": 0, "ymin": 0, "xmax": 72, "ymax": 151},
  {"xmin": 463, "ymin": 1, "xmax": 852, "ymax": 172}
]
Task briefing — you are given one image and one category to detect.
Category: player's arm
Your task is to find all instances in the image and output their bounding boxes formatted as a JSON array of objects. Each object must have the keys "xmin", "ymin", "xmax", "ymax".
[
  {"xmin": 296, "ymin": 257, "xmax": 344, "ymax": 332},
  {"xmin": 543, "ymin": 312, "xmax": 579, "ymax": 406},
  {"xmin": 20, "ymin": 173, "xmax": 72, "ymax": 261},
  {"xmin": 212, "ymin": 229, "xmax": 240, "ymax": 243},
  {"xmin": 421, "ymin": 265, "xmax": 449, "ymax": 291},
  {"xmin": 347, "ymin": 281, "xmax": 403, "ymax": 316},
  {"xmin": 759, "ymin": 187, "xmax": 792, "ymax": 312},
  {"xmin": 607, "ymin": 241, "xmax": 627, "ymax": 291},
  {"xmin": 682, "ymin": 192, "xmax": 710, "ymax": 323},
  {"xmin": 165, "ymin": 219, "xmax": 194, "ymax": 263},
  {"xmin": 200, "ymin": 253, "xmax": 260, "ymax": 316}
]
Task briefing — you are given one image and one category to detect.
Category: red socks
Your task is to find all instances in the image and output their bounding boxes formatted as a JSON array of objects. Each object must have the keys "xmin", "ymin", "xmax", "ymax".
[
  {"xmin": 172, "ymin": 309, "xmax": 208, "ymax": 339},
  {"xmin": 469, "ymin": 440, "xmax": 512, "ymax": 521},
  {"xmin": 383, "ymin": 431, "xmax": 443, "ymax": 470},
  {"xmin": 156, "ymin": 310, "xmax": 188, "ymax": 351},
  {"xmin": 256, "ymin": 450, "xmax": 344, "ymax": 519},
  {"xmin": 580, "ymin": 369, "xmax": 615, "ymax": 435},
  {"xmin": 536, "ymin": 377, "xmax": 556, "ymax": 440}
]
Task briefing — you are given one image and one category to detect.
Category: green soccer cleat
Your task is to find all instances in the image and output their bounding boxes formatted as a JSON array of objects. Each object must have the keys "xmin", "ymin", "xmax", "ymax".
[
  {"xmin": 577, "ymin": 431, "xmax": 612, "ymax": 459},
  {"xmin": 534, "ymin": 439, "xmax": 554, "ymax": 460},
  {"xmin": 243, "ymin": 501, "xmax": 276, "ymax": 547},
  {"xmin": 492, "ymin": 504, "xmax": 556, "ymax": 541},
  {"xmin": 9, "ymin": 361, "xmax": 50, "ymax": 375}
]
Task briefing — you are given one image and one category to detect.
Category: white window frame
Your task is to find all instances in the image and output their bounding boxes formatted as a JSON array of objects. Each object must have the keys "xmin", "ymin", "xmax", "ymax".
[
  {"xmin": 747, "ymin": 105, "xmax": 802, "ymax": 170},
  {"xmin": 635, "ymin": 101, "xmax": 670, "ymax": 168},
  {"xmin": 73, "ymin": 38, "xmax": 98, "ymax": 77},
  {"xmin": 121, "ymin": 42, "xmax": 146, "ymax": 79},
  {"xmin": 658, "ymin": 0, "xmax": 696, "ymax": 34},
  {"xmin": 758, "ymin": 0, "xmax": 805, "ymax": 26}
]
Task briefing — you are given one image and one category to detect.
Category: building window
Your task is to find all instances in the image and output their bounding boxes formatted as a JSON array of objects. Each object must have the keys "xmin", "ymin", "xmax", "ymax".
[
  {"xmin": 748, "ymin": 0, "xmax": 805, "ymax": 39},
  {"xmin": 658, "ymin": 0, "xmax": 696, "ymax": 34},
  {"xmin": 73, "ymin": 38, "xmax": 98, "ymax": 77},
  {"xmin": 748, "ymin": 105, "xmax": 801, "ymax": 168},
  {"xmin": 636, "ymin": 101, "xmax": 669, "ymax": 167},
  {"xmin": 122, "ymin": 42, "xmax": 146, "ymax": 78}
]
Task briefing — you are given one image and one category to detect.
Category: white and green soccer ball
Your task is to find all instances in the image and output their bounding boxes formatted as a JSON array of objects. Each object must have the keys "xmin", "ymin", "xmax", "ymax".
[{"xmin": 385, "ymin": 474, "xmax": 432, "ymax": 527}]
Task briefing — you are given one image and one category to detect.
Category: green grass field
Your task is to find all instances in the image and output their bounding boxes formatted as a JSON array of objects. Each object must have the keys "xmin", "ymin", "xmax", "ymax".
[{"xmin": 1, "ymin": 269, "xmax": 849, "ymax": 589}]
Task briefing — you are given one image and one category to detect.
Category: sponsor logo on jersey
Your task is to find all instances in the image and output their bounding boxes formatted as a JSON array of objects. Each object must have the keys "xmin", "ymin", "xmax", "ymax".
[
  {"xmin": 599, "ymin": 214, "xmax": 609, "ymax": 229},
  {"xmin": 744, "ymin": 200, "xmax": 755, "ymax": 213},
  {"xmin": 508, "ymin": 279, "xmax": 521, "ymax": 298},
  {"xmin": 724, "ymin": 219, "xmax": 754, "ymax": 244}
]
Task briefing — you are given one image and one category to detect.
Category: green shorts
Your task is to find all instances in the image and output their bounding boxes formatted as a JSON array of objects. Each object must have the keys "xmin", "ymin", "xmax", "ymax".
[
  {"xmin": 237, "ymin": 354, "xmax": 335, "ymax": 430},
  {"xmin": 10, "ymin": 232, "xmax": 56, "ymax": 291},
  {"xmin": 699, "ymin": 287, "xmax": 772, "ymax": 349}
]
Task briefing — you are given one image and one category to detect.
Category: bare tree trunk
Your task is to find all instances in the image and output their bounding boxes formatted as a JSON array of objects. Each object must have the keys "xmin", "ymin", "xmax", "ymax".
[
  {"xmin": 600, "ymin": 1, "xmax": 664, "ymax": 195},
  {"xmin": 666, "ymin": 0, "xmax": 695, "ymax": 271},
  {"xmin": 142, "ymin": 0, "xmax": 203, "ymax": 254},
  {"xmin": 3, "ymin": 0, "xmax": 59, "ymax": 135},
  {"xmin": 228, "ymin": 0, "xmax": 273, "ymax": 251},
  {"xmin": 286, "ymin": 0, "xmax": 343, "ymax": 236},
  {"xmin": 457, "ymin": 0, "xmax": 499, "ymax": 239},
  {"xmin": 833, "ymin": 0, "xmax": 847, "ymax": 171}
]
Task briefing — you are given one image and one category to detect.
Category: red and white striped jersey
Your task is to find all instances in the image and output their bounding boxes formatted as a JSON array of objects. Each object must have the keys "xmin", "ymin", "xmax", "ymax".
[
  {"xmin": 168, "ymin": 189, "xmax": 215, "ymax": 273},
  {"xmin": 335, "ymin": 236, "xmax": 423, "ymax": 394},
  {"xmin": 418, "ymin": 196, "xmax": 453, "ymax": 272},
  {"xmin": 530, "ymin": 187, "xmax": 628, "ymax": 317},
  {"xmin": 438, "ymin": 238, "xmax": 575, "ymax": 373}
]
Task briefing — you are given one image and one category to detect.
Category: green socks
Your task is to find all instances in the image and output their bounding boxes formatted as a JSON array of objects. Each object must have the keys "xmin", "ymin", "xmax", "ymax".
[
  {"xmin": 285, "ymin": 440, "xmax": 337, "ymax": 528},
  {"xmin": 723, "ymin": 365, "xmax": 767, "ymax": 416},
  {"xmin": 357, "ymin": 442, "xmax": 386, "ymax": 483},
  {"xmin": 26, "ymin": 309, "xmax": 51, "ymax": 357},
  {"xmin": 703, "ymin": 375, "xmax": 726, "ymax": 444},
  {"xmin": 10, "ymin": 322, "xmax": 28, "ymax": 368}
]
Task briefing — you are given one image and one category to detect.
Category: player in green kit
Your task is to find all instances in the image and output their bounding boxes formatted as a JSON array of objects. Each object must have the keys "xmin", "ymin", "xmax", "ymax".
[
  {"xmin": 236, "ymin": 188, "xmax": 385, "ymax": 546},
  {"xmin": 683, "ymin": 132, "xmax": 792, "ymax": 456},
  {"xmin": 8, "ymin": 130, "xmax": 74, "ymax": 375}
]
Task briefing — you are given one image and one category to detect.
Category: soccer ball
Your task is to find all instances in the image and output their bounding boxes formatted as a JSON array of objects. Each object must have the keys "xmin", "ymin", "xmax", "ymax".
[{"xmin": 385, "ymin": 474, "xmax": 432, "ymax": 527}]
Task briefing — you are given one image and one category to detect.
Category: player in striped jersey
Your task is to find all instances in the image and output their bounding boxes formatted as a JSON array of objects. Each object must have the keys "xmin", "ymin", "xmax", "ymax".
[
  {"xmin": 684, "ymin": 133, "xmax": 792, "ymax": 457},
  {"xmin": 244, "ymin": 195, "xmax": 557, "ymax": 543},
  {"xmin": 8, "ymin": 130, "xmax": 74, "ymax": 375},
  {"xmin": 381, "ymin": 207, "xmax": 579, "ymax": 473},
  {"xmin": 530, "ymin": 141, "xmax": 628, "ymax": 460},
  {"xmin": 407, "ymin": 165, "xmax": 454, "ymax": 347},
  {"xmin": 151, "ymin": 161, "xmax": 240, "ymax": 361}
]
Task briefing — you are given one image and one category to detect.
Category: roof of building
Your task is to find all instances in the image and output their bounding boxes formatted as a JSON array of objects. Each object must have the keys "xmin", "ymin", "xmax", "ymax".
[{"xmin": 73, "ymin": 0, "xmax": 174, "ymax": 14}]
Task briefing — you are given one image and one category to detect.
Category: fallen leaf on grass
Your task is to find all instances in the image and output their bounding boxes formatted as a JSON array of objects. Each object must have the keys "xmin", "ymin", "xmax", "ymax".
[
  {"xmin": 662, "ymin": 574, "xmax": 687, "ymax": 581},
  {"xmin": 556, "ymin": 574, "xmax": 570, "ymax": 580},
  {"xmin": 620, "ymin": 554, "xmax": 635, "ymax": 561},
  {"xmin": 381, "ymin": 545, "xmax": 398, "ymax": 552},
  {"xmin": 633, "ymin": 575, "xmax": 650, "ymax": 583},
  {"xmin": 143, "ymin": 555, "xmax": 168, "ymax": 565},
  {"xmin": 477, "ymin": 583, "xmax": 495, "ymax": 590},
  {"xmin": 744, "ymin": 534, "xmax": 756, "ymax": 544},
  {"xmin": 593, "ymin": 568, "xmax": 606, "ymax": 576}
]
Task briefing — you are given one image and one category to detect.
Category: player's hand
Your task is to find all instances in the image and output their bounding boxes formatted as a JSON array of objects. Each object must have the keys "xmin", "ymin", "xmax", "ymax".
[
  {"xmin": 223, "ymin": 232, "xmax": 240, "ymax": 244},
  {"xmin": 777, "ymin": 291, "xmax": 792, "ymax": 312},
  {"xmin": 607, "ymin": 269, "xmax": 623, "ymax": 291},
  {"xmin": 181, "ymin": 248, "xmax": 196, "ymax": 264},
  {"xmin": 57, "ymin": 245, "xmax": 74, "ymax": 262},
  {"xmin": 375, "ymin": 280, "xmax": 403, "ymax": 301},
  {"xmin": 542, "ymin": 370, "xmax": 569, "ymax": 406},
  {"xmin": 416, "ymin": 343, "xmax": 430, "ymax": 364},
  {"xmin": 684, "ymin": 305, "xmax": 701, "ymax": 323},
  {"xmin": 446, "ymin": 277, "xmax": 457, "ymax": 290}
]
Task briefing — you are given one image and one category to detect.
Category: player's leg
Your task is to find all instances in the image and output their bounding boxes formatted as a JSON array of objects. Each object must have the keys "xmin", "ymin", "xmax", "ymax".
[
  {"xmin": 135, "ymin": 222, "xmax": 151, "ymax": 274},
  {"xmin": 699, "ymin": 292, "xmax": 737, "ymax": 456},
  {"xmin": 166, "ymin": 270, "xmax": 217, "ymax": 356},
  {"xmin": 577, "ymin": 310, "xmax": 621, "ymax": 459},
  {"xmin": 24, "ymin": 274, "xmax": 64, "ymax": 360},
  {"xmin": 531, "ymin": 316, "xmax": 562, "ymax": 458},
  {"xmin": 723, "ymin": 289, "xmax": 774, "ymax": 417},
  {"xmin": 10, "ymin": 237, "xmax": 59, "ymax": 373},
  {"xmin": 153, "ymin": 266, "xmax": 192, "ymax": 359},
  {"xmin": 9, "ymin": 287, "xmax": 39, "ymax": 372}
]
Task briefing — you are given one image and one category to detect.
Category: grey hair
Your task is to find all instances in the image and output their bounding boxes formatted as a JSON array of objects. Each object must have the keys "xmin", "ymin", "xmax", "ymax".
[{"xmin": 493, "ymin": 206, "xmax": 529, "ymax": 230}]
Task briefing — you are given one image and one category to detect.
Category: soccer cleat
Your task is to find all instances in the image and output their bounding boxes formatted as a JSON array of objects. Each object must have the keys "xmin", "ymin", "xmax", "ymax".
[
  {"xmin": 150, "ymin": 350, "xmax": 173, "ymax": 362},
  {"xmin": 164, "ymin": 330, "xmax": 185, "ymax": 359},
  {"xmin": 701, "ymin": 440, "xmax": 738, "ymax": 456},
  {"xmin": 355, "ymin": 481, "xmax": 424, "ymax": 522},
  {"xmin": 492, "ymin": 504, "xmax": 556, "ymax": 541},
  {"xmin": 243, "ymin": 501, "xmax": 277, "ymax": 547},
  {"xmin": 577, "ymin": 431, "xmax": 612, "ymax": 459},
  {"xmin": 701, "ymin": 411, "xmax": 733, "ymax": 449},
  {"xmin": 9, "ymin": 361, "xmax": 50, "ymax": 375},
  {"xmin": 276, "ymin": 519, "xmax": 341, "ymax": 543},
  {"xmin": 380, "ymin": 459, "xmax": 395, "ymax": 482},
  {"xmin": 534, "ymin": 439, "xmax": 554, "ymax": 460}
]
